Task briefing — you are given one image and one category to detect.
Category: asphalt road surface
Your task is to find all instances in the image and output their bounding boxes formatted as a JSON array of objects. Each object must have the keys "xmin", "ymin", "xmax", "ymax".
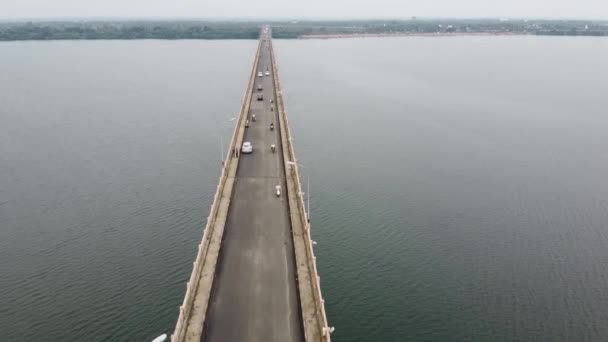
[{"xmin": 202, "ymin": 42, "xmax": 304, "ymax": 342}]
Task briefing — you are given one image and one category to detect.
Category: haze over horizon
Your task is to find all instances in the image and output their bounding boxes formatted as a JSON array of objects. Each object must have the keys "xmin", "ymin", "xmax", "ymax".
[{"xmin": 1, "ymin": 0, "xmax": 607, "ymax": 20}]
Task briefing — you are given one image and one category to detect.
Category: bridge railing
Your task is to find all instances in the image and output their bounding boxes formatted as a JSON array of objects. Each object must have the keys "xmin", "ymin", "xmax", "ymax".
[
  {"xmin": 269, "ymin": 37, "xmax": 331, "ymax": 342},
  {"xmin": 171, "ymin": 37, "xmax": 262, "ymax": 342}
]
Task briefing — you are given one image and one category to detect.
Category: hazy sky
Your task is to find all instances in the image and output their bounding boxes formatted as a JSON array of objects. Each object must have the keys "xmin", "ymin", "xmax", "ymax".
[{"xmin": 1, "ymin": 0, "xmax": 607, "ymax": 19}]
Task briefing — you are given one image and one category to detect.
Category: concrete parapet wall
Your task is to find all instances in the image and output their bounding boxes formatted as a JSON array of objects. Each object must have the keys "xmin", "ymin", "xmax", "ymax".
[
  {"xmin": 171, "ymin": 38, "xmax": 263, "ymax": 342},
  {"xmin": 269, "ymin": 37, "xmax": 331, "ymax": 342}
]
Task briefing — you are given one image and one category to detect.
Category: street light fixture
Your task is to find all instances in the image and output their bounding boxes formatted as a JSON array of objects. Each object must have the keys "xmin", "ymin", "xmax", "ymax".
[
  {"xmin": 286, "ymin": 160, "xmax": 310, "ymax": 222},
  {"xmin": 220, "ymin": 117, "xmax": 238, "ymax": 165},
  {"xmin": 151, "ymin": 334, "xmax": 167, "ymax": 342}
]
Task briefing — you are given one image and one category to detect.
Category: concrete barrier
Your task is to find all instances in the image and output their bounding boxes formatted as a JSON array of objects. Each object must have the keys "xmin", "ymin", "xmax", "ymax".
[
  {"xmin": 171, "ymin": 37, "xmax": 263, "ymax": 342},
  {"xmin": 269, "ymin": 36, "xmax": 332, "ymax": 341}
]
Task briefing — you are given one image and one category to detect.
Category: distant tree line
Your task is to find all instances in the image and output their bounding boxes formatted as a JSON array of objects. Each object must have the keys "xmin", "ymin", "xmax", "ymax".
[
  {"xmin": 0, "ymin": 21, "xmax": 261, "ymax": 41},
  {"xmin": 0, "ymin": 19, "xmax": 607, "ymax": 41},
  {"xmin": 269, "ymin": 19, "xmax": 608, "ymax": 38}
]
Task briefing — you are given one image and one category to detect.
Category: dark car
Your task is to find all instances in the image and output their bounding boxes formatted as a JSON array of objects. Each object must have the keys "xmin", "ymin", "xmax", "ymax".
[{"xmin": 257, "ymin": 94, "xmax": 263, "ymax": 101}]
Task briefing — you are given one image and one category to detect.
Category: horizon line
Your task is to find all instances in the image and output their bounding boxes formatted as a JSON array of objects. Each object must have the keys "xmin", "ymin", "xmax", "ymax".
[{"xmin": 1, "ymin": 16, "xmax": 608, "ymax": 22}]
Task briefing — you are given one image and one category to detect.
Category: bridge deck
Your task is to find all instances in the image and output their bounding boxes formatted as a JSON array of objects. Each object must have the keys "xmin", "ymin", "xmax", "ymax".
[
  {"xmin": 174, "ymin": 29, "xmax": 327, "ymax": 342},
  {"xmin": 201, "ymin": 41, "xmax": 304, "ymax": 342}
]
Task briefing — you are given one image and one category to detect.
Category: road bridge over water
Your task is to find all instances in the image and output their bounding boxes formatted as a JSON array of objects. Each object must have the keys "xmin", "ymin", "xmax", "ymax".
[{"xmin": 170, "ymin": 27, "xmax": 331, "ymax": 342}]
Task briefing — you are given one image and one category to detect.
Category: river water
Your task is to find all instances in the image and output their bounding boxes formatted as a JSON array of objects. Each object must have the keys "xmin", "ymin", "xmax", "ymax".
[{"xmin": 2, "ymin": 37, "xmax": 608, "ymax": 341}]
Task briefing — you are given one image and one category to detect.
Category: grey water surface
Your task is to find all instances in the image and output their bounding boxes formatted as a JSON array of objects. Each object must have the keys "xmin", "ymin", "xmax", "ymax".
[
  {"xmin": 0, "ymin": 40, "xmax": 257, "ymax": 341},
  {"xmin": 2, "ymin": 36, "xmax": 608, "ymax": 341},
  {"xmin": 275, "ymin": 36, "xmax": 608, "ymax": 342}
]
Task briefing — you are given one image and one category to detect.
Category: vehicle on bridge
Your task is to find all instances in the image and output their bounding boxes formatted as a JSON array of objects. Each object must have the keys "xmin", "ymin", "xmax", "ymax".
[
  {"xmin": 241, "ymin": 142, "xmax": 253, "ymax": 154},
  {"xmin": 257, "ymin": 94, "xmax": 263, "ymax": 101},
  {"xmin": 245, "ymin": 119, "xmax": 249, "ymax": 128},
  {"xmin": 275, "ymin": 185, "xmax": 281, "ymax": 197},
  {"xmin": 271, "ymin": 144, "xmax": 276, "ymax": 153},
  {"xmin": 257, "ymin": 84, "xmax": 263, "ymax": 91},
  {"xmin": 252, "ymin": 114, "xmax": 256, "ymax": 122},
  {"xmin": 270, "ymin": 122, "xmax": 274, "ymax": 131},
  {"xmin": 265, "ymin": 71, "xmax": 270, "ymax": 76},
  {"xmin": 257, "ymin": 72, "xmax": 263, "ymax": 77}
]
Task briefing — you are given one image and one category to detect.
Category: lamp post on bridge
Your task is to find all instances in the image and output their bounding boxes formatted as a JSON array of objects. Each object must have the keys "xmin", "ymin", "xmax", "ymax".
[
  {"xmin": 287, "ymin": 163, "xmax": 334, "ymax": 338},
  {"xmin": 151, "ymin": 333, "xmax": 167, "ymax": 342},
  {"xmin": 219, "ymin": 117, "xmax": 237, "ymax": 166},
  {"xmin": 286, "ymin": 160, "xmax": 310, "ymax": 223}
]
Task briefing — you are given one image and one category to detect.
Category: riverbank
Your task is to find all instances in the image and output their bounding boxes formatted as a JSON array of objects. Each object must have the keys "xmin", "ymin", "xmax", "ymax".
[
  {"xmin": 1, "ymin": 19, "xmax": 607, "ymax": 41},
  {"xmin": 300, "ymin": 32, "xmax": 528, "ymax": 39}
]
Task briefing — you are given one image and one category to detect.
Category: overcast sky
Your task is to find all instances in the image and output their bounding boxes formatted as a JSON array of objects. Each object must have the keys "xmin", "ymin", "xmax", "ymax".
[{"xmin": 1, "ymin": 0, "xmax": 607, "ymax": 19}]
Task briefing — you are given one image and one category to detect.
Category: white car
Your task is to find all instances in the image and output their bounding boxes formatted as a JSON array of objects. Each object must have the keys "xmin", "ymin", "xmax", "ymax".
[
  {"xmin": 258, "ymin": 72, "xmax": 263, "ymax": 77},
  {"xmin": 265, "ymin": 71, "xmax": 270, "ymax": 76},
  {"xmin": 242, "ymin": 142, "xmax": 253, "ymax": 154}
]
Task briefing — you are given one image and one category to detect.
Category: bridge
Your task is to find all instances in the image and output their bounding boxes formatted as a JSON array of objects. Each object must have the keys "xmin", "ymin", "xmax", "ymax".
[{"xmin": 170, "ymin": 27, "xmax": 332, "ymax": 342}]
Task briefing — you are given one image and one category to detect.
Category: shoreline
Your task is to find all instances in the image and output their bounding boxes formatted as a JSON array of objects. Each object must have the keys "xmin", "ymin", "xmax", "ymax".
[{"xmin": 299, "ymin": 32, "xmax": 530, "ymax": 39}]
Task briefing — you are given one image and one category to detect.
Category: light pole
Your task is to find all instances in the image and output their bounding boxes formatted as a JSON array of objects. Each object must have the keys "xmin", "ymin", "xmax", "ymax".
[
  {"xmin": 151, "ymin": 334, "xmax": 167, "ymax": 342},
  {"xmin": 220, "ymin": 117, "xmax": 237, "ymax": 165},
  {"xmin": 219, "ymin": 135, "xmax": 224, "ymax": 164},
  {"xmin": 286, "ymin": 160, "xmax": 310, "ymax": 222}
]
